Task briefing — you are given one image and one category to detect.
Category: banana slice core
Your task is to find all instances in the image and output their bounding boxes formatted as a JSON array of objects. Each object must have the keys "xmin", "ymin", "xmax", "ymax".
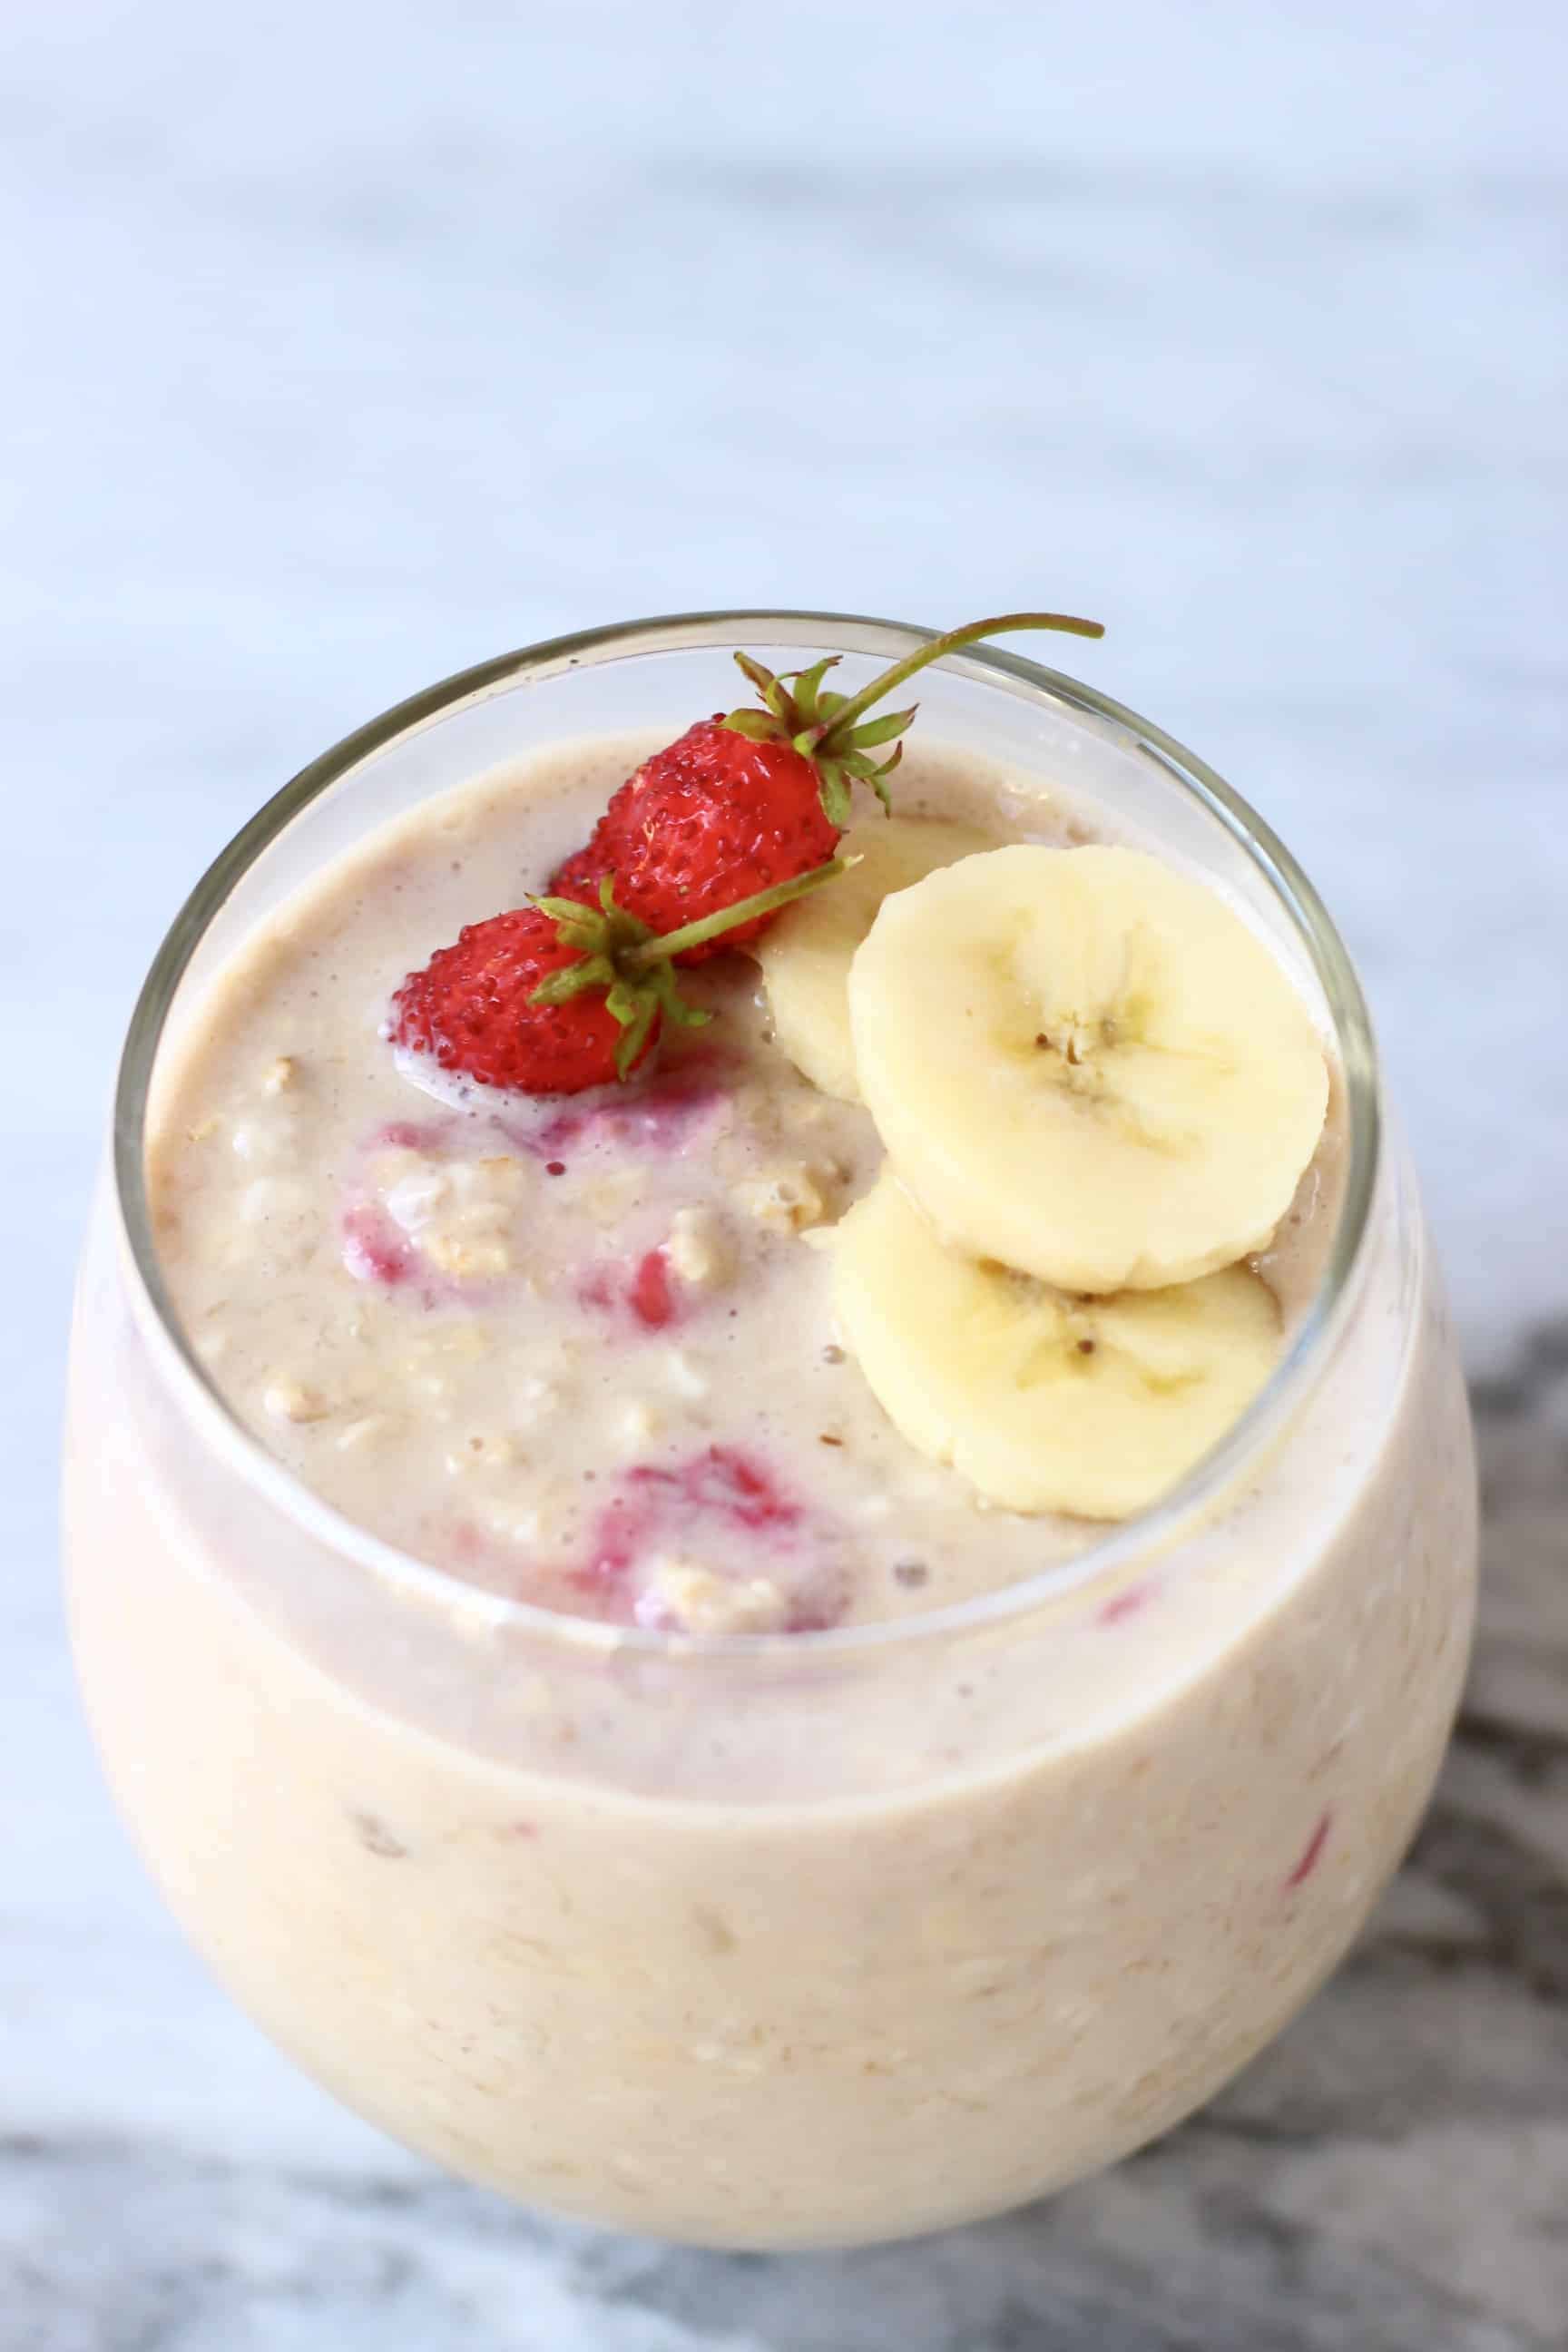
[
  {"xmin": 832, "ymin": 1173, "xmax": 1280, "ymax": 1519},
  {"xmin": 848, "ymin": 843, "xmax": 1328, "ymax": 1290}
]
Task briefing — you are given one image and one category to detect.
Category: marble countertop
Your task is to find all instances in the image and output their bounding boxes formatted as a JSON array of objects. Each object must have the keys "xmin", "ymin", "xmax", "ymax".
[{"xmin": 5, "ymin": 4, "xmax": 1565, "ymax": 2346}]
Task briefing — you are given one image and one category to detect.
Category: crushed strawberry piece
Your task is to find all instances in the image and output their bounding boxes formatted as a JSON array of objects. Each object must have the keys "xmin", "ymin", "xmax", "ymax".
[
  {"xmin": 584, "ymin": 1445, "xmax": 803, "ymax": 1584},
  {"xmin": 341, "ymin": 1204, "xmax": 414, "ymax": 1288},
  {"xmin": 630, "ymin": 1249, "xmax": 675, "ymax": 1330},
  {"xmin": 1284, "ymin": 1809, "xmax": 1333, "ymax": 1890}
]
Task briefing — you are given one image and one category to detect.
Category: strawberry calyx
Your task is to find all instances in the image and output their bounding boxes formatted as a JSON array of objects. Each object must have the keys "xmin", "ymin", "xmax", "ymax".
[
  {"xmin": 530, "ymin": 858, "xmax": 848, "ymax": 1078},
  {"xmin": 721, "ymin": 608, "xmax": 1105, "ymax": 827},
  {"xmin": 528, "ymin": 881, "xmax": 701, "ymax": 1079},
  {"xmin": 721, "ymin": 653, "xmax": 910, "ymax": 830}
]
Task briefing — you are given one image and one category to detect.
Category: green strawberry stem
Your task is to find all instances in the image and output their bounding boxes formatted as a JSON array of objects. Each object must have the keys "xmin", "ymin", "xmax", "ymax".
[
  {"xmin": 724, "ymin": 607, "xmax": 1104, "ymax": 824},
  {"xmin": 812, "ymin": 611, "xmax": 1103, "ymax": 748},
  {"xmin": 629, "ymin": 857, "xmax": 848, "ymax": 966},
  {"xmin": 529, "ymin": 858, "xmax": 848, "ymax": 1078}
]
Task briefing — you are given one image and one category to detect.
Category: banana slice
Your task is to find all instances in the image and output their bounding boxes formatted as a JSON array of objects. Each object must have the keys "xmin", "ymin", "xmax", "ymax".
[
  {"xmin": 833, "ymin": 1173, "xmax": 1280, "ymax": 1518},
  {"xmin": 848, "ymin": 843, "xmax": 1328, "ymax": 1290},
  {"xmin": 757, "ymin": 815, "xmax": 998, "ymax": 1100}
]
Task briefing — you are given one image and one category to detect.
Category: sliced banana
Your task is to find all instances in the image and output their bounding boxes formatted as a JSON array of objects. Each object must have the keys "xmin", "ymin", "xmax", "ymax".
[
  {"xmin": 848, "ymin": 843, "xmax": 1328, "ymax": 1291},
  {"xmin": 832, "ymin": 1173, "xmax": 1280, "ymax": 1519},
  {"xmin": 757, "ymin": 815, "xmax": 998, "ymax": 1100}
]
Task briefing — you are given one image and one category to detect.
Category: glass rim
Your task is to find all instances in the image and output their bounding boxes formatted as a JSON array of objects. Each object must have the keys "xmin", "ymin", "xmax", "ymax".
[{"xmin": 111, "ymin": 606, "xmax": 1384, "ymax": 1661}]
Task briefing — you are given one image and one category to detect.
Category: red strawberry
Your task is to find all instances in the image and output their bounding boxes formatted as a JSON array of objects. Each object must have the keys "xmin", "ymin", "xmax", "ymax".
[
  {"xmin": 550, "ymin": 840, "xmax": 612, "ymax": 909},
  {"xmin": 389, "ymin": 867, "xmax": 848, "ymax": 1099},
  {"xmin": 552, "ymin": 716, "xmax": 841, "ymax": 960},
  {"xmin": 550, "ymin": 611, "xmax": 1107, "ymax": 963},
  {"xmin": 391, "ymin": 616, "xmax": 1107, "ymax": 1098},
  {"xmin": 389, "ymin": 906, "xmax": 652, "ymax": 1095}
]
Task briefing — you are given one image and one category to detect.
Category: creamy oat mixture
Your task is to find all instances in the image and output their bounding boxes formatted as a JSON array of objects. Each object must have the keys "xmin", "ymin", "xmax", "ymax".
[
  {"xmin": 70, "ymin": 708, "xmax": 1475, "ymax": 2248},
  {"xmin": 149, "ymin": 735, "xmax": 1337, "ymax": 1633}
]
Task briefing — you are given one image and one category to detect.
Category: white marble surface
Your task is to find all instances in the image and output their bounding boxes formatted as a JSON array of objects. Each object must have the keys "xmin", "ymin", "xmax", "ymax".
[{"xmin": 4, "ymin": 4, "xmax": 1566, "ymax": 2347}]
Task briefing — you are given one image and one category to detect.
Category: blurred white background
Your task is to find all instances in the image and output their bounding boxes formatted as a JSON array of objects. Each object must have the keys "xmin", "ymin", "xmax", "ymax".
[{"xmin": 3, "ymin": 4, "xmax": 1565, "ymax": 2345}]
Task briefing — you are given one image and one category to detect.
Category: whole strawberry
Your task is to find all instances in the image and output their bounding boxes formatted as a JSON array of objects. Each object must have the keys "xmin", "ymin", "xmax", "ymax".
[
  {"xmin": 389, "ymin": 866, "xmax": 847, "ymax": 1097},
  {"xmin": 393, "ymin": 614, "xmax": 1105, "ymax": 1097},
  {"xmin": 551, "ymin": 612, "xmax": 1105, "ymax": 963},
  {"xmin": 389, "ymin": 906, "xmax": 652, "ymax": 1094},
  {"xmin": 554, "ymin": 710, "xmax": 841, "ymax": 959}
]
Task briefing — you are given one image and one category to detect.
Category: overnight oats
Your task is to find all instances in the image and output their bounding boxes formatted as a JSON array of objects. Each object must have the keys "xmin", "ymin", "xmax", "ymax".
[{"xmin": 64, "ymin": 611, "xmax": 1477, "ymax": 2247}]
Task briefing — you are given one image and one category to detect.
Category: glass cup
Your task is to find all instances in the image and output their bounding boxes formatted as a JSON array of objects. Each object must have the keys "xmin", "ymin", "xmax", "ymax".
[{"xmin": 64, "ymin": 612, "xmax": 1478, "ymax": 2248}]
